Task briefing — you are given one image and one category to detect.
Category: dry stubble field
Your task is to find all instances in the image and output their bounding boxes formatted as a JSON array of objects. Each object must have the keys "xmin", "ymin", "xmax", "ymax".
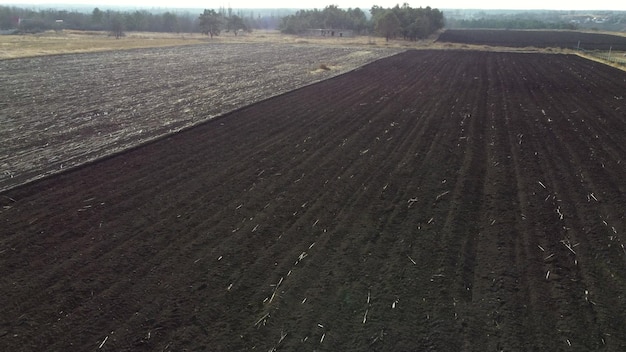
[
  {"xmin": 1, "ymin": 38, "xmax": 626, "ymax": 351},
  {"xmin": 0, "ymin": 42, "xmax": 401, "ymax": 192}
]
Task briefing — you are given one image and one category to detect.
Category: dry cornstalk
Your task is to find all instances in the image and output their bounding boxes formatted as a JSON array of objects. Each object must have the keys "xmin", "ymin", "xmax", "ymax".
[
  {"xmin": 268, "ymin": 291, "xmax": 276, "ymax": 303},
  {"xmin": 98, "ymin": 336, "xmax": 108, "ymax": 349},
  {"xmin": 538, "ymin": 181, "xmax": 546, "ymax": 189},
  {"xmin": 561, "ymin": 240, "xmax": 576, "ymax": 255},
  {"xmin": 254, "ymin": 313, "xmax": 270, "ymax": 327},
  {"xmin": 436, "ymin": 191, "xmax": 450, "ymax": 201},
  {"xmin": 278, "ymin": 330, "xmax": 288, "ymax": 344},
  {"xmin": 407, "ymin": 254, "xmax": 417, "ymax": 265},
  {"xmin": 363, "ymin": 309, "xmax": 369, "ymax": 324},
  {"xmin": 556, "ymin": 207, "xmax": 564, "ymax": 220}
]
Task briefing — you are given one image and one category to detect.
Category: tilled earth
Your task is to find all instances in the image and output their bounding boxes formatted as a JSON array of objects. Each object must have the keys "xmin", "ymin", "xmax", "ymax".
[
  {"xmin": 437, "ymin": 29, "xmax": 626, "ymax": 50},
  {"xmin": 0, "ymin": 42, "xmax": 401, "ymax": 192},
  {"xmin": 1, "ymin": 50, "xmax": 625, "ymax": 351}
]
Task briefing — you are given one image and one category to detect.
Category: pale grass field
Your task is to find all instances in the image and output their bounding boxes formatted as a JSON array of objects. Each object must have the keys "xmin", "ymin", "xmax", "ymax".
[
  {"xmin": 0, "ymin": 29, "xmax": 443, "ymax": 60},
  {"xmin": 0, "ymin": 30, "xmax": 208, "ymax": 59},
  {"xmin": 1, "ymin": 28, "xmax": 624, "ymax": 72}
]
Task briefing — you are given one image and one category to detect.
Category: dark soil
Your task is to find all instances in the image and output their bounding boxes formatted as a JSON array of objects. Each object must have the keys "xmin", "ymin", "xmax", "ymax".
[
  {"xmin": 1, "ymin": 50, "xmax": 625, "ymax": 351},
  {"xmin": 438, "ymin": 29, "xmax": 626, "ymax": 50}
]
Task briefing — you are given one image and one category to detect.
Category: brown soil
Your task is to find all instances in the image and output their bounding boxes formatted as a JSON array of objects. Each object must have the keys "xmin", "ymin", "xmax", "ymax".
[{"xmin": 1, "ymin": 50, "xmax": 625, "ymax": 351}]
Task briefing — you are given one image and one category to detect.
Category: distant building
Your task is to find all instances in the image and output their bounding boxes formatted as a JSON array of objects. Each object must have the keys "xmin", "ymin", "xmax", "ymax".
[{"xmin": 303, "ymin": 29, "xmax": 354, "ymax": 38}]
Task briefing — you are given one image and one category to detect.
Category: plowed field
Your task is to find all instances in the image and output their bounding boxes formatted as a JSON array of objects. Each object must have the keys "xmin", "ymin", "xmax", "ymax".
[
  {"xmin": 1, "ymin": 50, "xmax": 626, "ymax": 351},
  {"xmin": 0, "ymin": 43, "xmax": 400, "ymax": 192},
  {"xmin": 438, "ymin": 29, "xmax": 626, "ymax": 51}
]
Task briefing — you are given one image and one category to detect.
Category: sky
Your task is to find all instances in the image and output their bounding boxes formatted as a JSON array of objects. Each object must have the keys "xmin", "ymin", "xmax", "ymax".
[{"xmin": 3, "ymin": 0, "xmax": 626, "ymax": 11}]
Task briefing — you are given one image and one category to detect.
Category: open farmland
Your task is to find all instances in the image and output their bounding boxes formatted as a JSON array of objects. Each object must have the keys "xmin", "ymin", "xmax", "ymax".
[
  {"xmin": 438, "ymin": 29, "xmax": 626, "ymax": 50},
  {"xmin": 1, "ymin": 50, "xmax": 626, "ymax": 351},
  {"xmin": 0, "ymin": 43, "xmax": 401, "ymax": 192}
]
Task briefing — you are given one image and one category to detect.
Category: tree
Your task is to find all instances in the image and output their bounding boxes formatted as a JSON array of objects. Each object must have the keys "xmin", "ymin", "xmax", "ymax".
[
  {"xmin": 322, "ymin": 5, "xmax": 344, "ymax": 29},
  {"xmin": 376, "ymin": 10, "xmax": 400, "ymax": 41},
  {"xmin": 110, "ymin": 14, "xmax": 124, "ymax": 38},
  {"xmin": 227, "ymin": 14, "xmax": 247, "ymax": 35},
  {"xmin": 347, "ymin": 8, "xmax": 367, "ymax": 34},
  {"xmin": 92, "ymin": 7, "xmax": 103, "ymax": 29},
  {"xmin": 414, "ymin": 13, "xmax": 432, "ymax": 39},
  {"xmin": 199, "ymin": 9, "xmax": 223, "ymax": 38},
  {"xmin": 162, "ymin": 12, "xmax": 178, "ymax": 33}
]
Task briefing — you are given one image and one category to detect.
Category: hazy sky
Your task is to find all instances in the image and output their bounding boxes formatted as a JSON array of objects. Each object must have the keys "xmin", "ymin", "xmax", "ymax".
[{"xmin": 4, "ymin": 0, "xmax": 626, "ymax": 11}]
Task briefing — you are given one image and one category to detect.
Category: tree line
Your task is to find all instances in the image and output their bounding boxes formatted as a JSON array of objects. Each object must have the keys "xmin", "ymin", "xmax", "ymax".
[
  {"xmin": 444, "ymin": 11, "xmax": 579, "ymax": 30},
  {"xmin": 279, "ymin": 5, "xmax": 368, "ymax": 35},
  {"xmin": 0, "ymin": 5, "xmax": 278, "ymax": 35},
  {"xmin": 0, "ymin": 6, "xmax": 196, "ymax": 33},
  {"xmin": 447, "ymin": 17, "xmax": 578, "ymax": 30},
  {"xmin": 280, "ymin": 4, "xmax": 444, "ymax": 40},
  {"xmin": 371, "ymin": 5, "xmax": 444, "ymax": 40},
  {"xmin": 198, "ymin": 8, "xmax": 252, "ymax": 38},
  {"xmin": 0, "ymin": 4, "xmax": 444, "ymax": 41}
]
